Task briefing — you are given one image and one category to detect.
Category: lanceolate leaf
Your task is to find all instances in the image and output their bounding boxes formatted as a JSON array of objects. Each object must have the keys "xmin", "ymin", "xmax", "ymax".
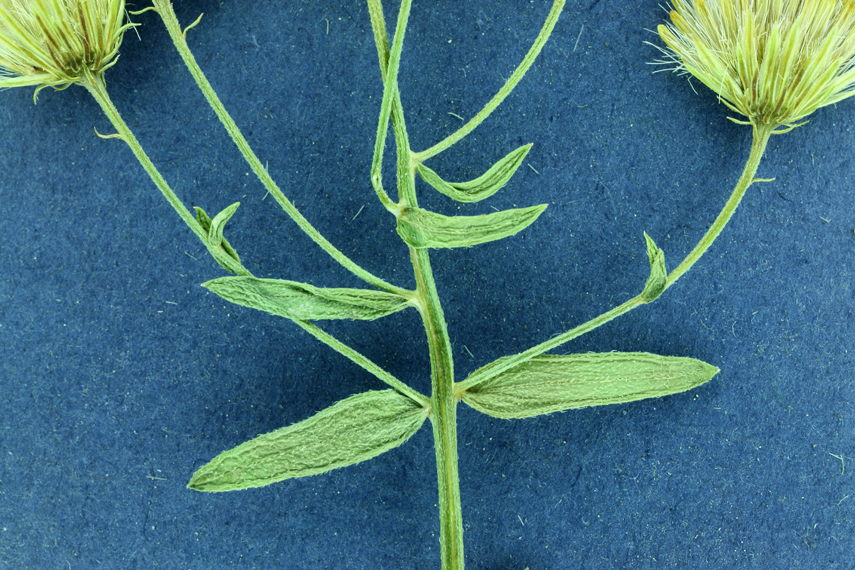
[
  {"xmin": 203, "ymin": 276, "xmax": 411, "ymax": 321},
  {"xmin": 640, "ymin": 232, "xmax": 666, "ymax": 302},
  {"xmin": 458, "ymin": 352, "xmax": 718, "ymax": 419},
  {"xmin": 396, "ymin": 204, "xmax": 547, "ymax": 249},
  {"xmin": 209, "ymin": 202, "xmax": 240, "ymax": 246},
  {"xmin": 188, "ymin": 389, "xmax": 428, "ymax": 492},
  {"xmin": 194, "ymin": 205, "xmax": 213, "ymax": 229},
  {"xmin": 194, "ymin": 203, "xmax": 241, "ymax": 271},
  {"xmin": 417, "ymin": 144, "xmax": 532, "ymax": 203}
]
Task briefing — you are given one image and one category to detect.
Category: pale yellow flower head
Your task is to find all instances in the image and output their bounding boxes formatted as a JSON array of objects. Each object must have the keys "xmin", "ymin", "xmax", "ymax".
[
  {"xmin": 0, "ymin": 0, "xmax": 132, "ymax": 92},
  {"xmin": 657, "ymin": 0, "xmax": 855, "ymax": 127}
]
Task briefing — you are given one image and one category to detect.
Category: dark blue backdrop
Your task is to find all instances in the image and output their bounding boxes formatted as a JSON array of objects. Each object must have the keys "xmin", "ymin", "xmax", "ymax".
[{"xmin": 1, "ymin": 1, "xmax": 852, "ymax": 568}]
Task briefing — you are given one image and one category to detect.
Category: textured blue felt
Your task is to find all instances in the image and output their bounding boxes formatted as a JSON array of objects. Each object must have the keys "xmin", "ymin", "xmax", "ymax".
[{"xmin": 1, "ymin": 1, "xmax": 853, "ymax": 569}]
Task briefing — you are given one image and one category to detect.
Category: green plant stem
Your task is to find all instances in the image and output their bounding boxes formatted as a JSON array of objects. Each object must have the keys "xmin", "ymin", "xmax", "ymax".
[
  {"xmin": 461, "ymin": 123, "xmax": 775, "ymax": 390},
  {"xmin": 83, "ymin": 75, "xmax": 201, "ymax": 238},
  {"xmin": 365, "ymin": 0, "xmax": 410, "ymax": 197},
  {"xmin": 413, "ymin": 0, "xmax": 565, "ymax": 163},
  {"xmin": 663, "ymin": 123, "xmax": 774, "ymax": 289},
  {"xmin": 412, "ymin": 247, "xmax": 463, "ymax": 570},
  {"xmin": 369, "ymin": 0, "xmax": 412, "ymax": 212},
  {"xmin": 83, "ymin": 72, "xmax": 420, "ymax": 403},
  {"xmin": 459, "ymin": 295, "xmax": 646, "ymax": 390},
  {"xmin": 150, "ymin": 0, "xmax": 408, "ymax": 297},
  {"xmin": 296, "ymin": 320, "xmax": 429, "ymax": 408},
  {"xmin": 366, "ymin": 0, "xmax": 390, "ymax": 71},
  {"xmin": 82, "ymin": 72, "xmax": 237, "ymax": 268},
  {"xmin": 367, "ymin": 2, "xmax": 462, "ymax": 567}
]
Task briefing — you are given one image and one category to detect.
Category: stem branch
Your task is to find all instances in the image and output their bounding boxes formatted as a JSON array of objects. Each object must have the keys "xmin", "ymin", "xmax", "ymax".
[
  {"xmin": 664, "ymin": 123, "xmax": 774, "ymax": 288},
  {"xmin": 414, "ymin": 0, "xmax": 565, "ymax": 163},
  {"xmin": 84, "ymin": 72, "xmax": 415, "ymax": 401},
  {"xmin": 369, "ymin": 0, "xmax": 412, "ymax": 212},
  {"xmin": 295, "ymin": 319, "xmax": 429, "ymax": 407},
  {"xmin": 151, "ymin": 0, "xmax": 407, "ymax": 296},
  {"xmin": 461, "ymin": 124, "xmax": 775, "ymax": 389}
]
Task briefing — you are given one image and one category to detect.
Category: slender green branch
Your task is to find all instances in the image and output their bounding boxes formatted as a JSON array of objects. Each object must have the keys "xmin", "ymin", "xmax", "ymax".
[
  {"xmin": 369, "ymin": 0, "xmax": 413, "ymax": 212},
  {"xmin": 366, "ymin": 0, "xmax": 412, "ymax": 206},
  {"xmin": 366, "ymin": 0, "xmax": 390, "ymax": 71},
  {"xmin": 414, "ymin": 0, "xmax": 565, "ymax": 163},
  {"xmin": 461, "ymin": 124, "xmax": 776, "ymax": 391},
  {"xmin": 294, "ymin": 319, "xmax": 430, "ymax": 408},
  {"xmin": 82, "ymin": 72, "xmax": 246, "ymax": 275},
  {"xmin": 664, "ymin": 123, "xmax": 774, "ymax": 289},
  {"xmin": 459, "ymin": 295, "xmax": 645, "ymax": 391},
  {"xmin": 149, "ymin": 0, "xmax": 408, "ymax": 297},
  {"xmin": 84, "ymin": 72, "xmax": 417, "ymax": 404},
  {"xmin": 83, "ymin": 75, "xmax": 202, "ymax": 239}
]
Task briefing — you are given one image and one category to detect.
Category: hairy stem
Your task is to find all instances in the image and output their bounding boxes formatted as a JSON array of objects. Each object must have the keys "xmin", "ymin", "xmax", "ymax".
[
  {"xmin": 368, "ymin": 1, "xmax": 463, "ymax": 566},
  {"xmin": 84, "ymin": 72, "xmax": 418, "ymax": 401},
  {"xmin": 664, "ymin": 123, "xmax": 774, "ymax": 288},
  {"xmin": 82, "ymin": 72, "xmax": 243, "ymax": 274},
  {"xmin": 414, "ymin": 0, "xmax": 565, "ymax": 163},
  {"xmin": 458, "ymin": 295, "xmax": 646, "ymax": 391},
  {"xmin": 295, "ymin": 320, "xmax": 429, "ymax": 407},
  {"xmin": 412, "ymin": 247, "xmax": 463, "ymax": 570},
  {"xmin": 461, "ymin": 124, "xmax": 775, "ymax": 389},
  {"xmin": 368, "ymin": 0, "xmax": 412, "ymax": 212},
  {"xmin": 150, "ymin": 0, "xmax": 408, "ymax": 297}
]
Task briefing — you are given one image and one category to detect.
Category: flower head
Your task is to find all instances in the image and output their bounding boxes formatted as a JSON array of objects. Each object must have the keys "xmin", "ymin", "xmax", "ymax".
[
  {"xmin": 656, "ymin": 0, "xmax": 855, "ymax": 127},
  {"xmin": 0, "ymin": 0, "xmax": 132, "ymax": 92}
]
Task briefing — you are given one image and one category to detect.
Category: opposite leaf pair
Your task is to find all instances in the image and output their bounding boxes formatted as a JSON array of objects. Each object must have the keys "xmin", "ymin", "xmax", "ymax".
[
  {"xmin": 188, "ymin": 350, "xmax": 717, "ymax": 492},
  {"xmin": 399, "ymin": 143, "xmax": 546, "ymax": 248}
]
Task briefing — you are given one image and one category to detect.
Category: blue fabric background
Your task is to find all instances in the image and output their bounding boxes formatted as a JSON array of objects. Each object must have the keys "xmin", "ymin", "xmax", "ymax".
[{"xmin": 1, "ymin": 1, "xmax": 852, "ymax": 568}]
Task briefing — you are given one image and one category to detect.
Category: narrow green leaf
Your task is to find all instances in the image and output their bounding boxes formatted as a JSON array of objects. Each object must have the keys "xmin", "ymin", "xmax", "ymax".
[
  {"xmin": 194, "ymin": 206, "xmax": 213, "ymax": 230},
  {"xmin": 195, "ymin": 203, "xmax": 241, "ymax": 271},
  {"xmin": 203, "ymin": 276, "xmax": 411, "ymax": 320},
  {"xmin": 396, "ymin": 204, "xmax": 546, "ymax": 249},
  {"xmin": 641, "ymin": 232, "xmax": 666, "ymax": 302},
  {"xmin": 188, "ymin": 389, "xmax": 428, "ymax": 492},
  {"xmin": 209, "ymin": 202, "xmax": 239, "ymax": 246},
  {"xmin": 459, "ymin": 352, "xmax": 718, "ymax": 419},
  {"xmin": 417, "ymin": 144, "xmax": 532, "ymax": 203}
]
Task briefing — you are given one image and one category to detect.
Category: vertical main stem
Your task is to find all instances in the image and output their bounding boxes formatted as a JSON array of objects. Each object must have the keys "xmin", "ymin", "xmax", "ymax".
[
  {"xmin": 370, "ymin": 0, "xmax": 464, "ymax": 564},
  {"xmin": 411, "ymin": 248, "xmax": 464, "ymax": 570},
  {"xmin": 367, "ymin": 1, "xmax": 568, "ymax": 568}
]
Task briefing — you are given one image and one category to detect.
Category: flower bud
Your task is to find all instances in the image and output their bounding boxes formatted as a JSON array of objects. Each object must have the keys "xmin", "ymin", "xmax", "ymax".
[
  {"xmin": 655, "ymin": 0, "xmax": 855, "ymax": 127},
  {"xmin": 0, "ymin": 0, "xmax": 133, "ymax": 92}
]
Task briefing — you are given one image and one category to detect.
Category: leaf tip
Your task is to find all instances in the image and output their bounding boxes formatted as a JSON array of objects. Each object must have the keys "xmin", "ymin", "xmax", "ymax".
[
  {"xmin": 641, "ymin": 232, "xmax": 666, "ymax": 303},
  {"xmin": 186, "ymin": 471, "xmax": 208, "ymax": 492},
  {"xmin": 705, "ymin": 363, "xmax": 721, "ymax": 381}
]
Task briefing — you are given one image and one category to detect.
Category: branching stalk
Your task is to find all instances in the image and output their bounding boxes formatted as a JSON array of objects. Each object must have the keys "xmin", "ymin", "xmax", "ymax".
[
  {"xmin": 462, "ymin": 124, "xmax": 775, "ymax": 389},
  {"xmin": 295, "ymin": 319, "xmax": 430, "ymax": 408},
  {"xmin": 83, "ymin": 71, "xmax": 415, "ymax": 402},
  {"xmin": 664, "ymin": 123, "xmax": 774, "ymax": 288},
  {"xmin": 369, "ymin": 0, "xmax": 413, "ymax": 212},
  {"xmin": 150, "ymin": 0, "xmax": 408, "ymax": 297},
  {"xmin": 414, "ymin": 0, "xmax": 566, "ymax": 163}
]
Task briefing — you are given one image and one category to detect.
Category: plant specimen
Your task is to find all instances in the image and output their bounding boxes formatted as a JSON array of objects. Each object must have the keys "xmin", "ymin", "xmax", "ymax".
[{"xmin": 2, "ymin": 0, "xmax": 854, "ymax": 568}]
